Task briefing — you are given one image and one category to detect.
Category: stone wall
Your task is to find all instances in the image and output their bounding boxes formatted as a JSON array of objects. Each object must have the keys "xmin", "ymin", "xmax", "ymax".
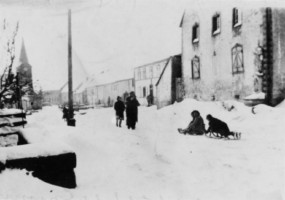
[
  {"xmin": 271, "ymin": 8, "xmax": 285, "ymax": 105},
  {"xmin": 181, "ymin": 6, "xmax": 265, "ymax": 101}
]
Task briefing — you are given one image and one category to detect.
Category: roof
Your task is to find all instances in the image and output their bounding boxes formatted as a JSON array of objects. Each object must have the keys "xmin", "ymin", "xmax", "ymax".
[
  {"xmin": 19, "ymin": 39, "xmax": 29, "ymax": 64},
  {"xmin": 134, "ymin": 57, "xmax": 170, "ymax": 70},
  {"xmin": 155, "ymin": 57, "xmax": 172, "ymax": 86},
  {"xmin": 156, "ymin": 54, "xmax": 181, "ymax": 86},
  {"xmin": 179, "ymin": 11, "xmax": 185, "ymax": 28}
]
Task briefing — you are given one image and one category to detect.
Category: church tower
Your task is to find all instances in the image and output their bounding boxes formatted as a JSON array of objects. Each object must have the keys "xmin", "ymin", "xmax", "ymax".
[{"xmin": 17, "ymin": 39, "xmax": 33, "ymax": 92}]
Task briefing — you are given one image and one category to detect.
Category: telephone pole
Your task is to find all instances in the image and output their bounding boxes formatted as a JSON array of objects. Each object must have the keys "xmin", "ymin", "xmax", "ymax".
[{"xmin": 67, "ymin": 9, "xmax": 76, "ymax": 126}]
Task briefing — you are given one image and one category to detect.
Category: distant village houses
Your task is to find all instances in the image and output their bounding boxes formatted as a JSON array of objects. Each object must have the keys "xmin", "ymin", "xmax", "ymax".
[
  {"xmin": 134, "ymin": 58, "xmax": 168, "ymax": 106},
  {"xmin": 42, "ymin": 90, "xmax": 61, "ymax": 105},
  {"xmin": 89, "ymin": 78, "xmax": 134, "ymax": 107},
  {"xmin": 180, "ymin": 5, "xmax": 285, "ymax": 106},
  {"xmin": 46, "ymin": 4, "xmax": 285, "ymax": 109}
]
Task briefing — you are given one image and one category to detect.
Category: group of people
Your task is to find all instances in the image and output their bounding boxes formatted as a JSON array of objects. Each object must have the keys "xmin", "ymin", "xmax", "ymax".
[
  {"xmin": 178, "ymin": 110, "xmax": 236, "ymax": 139},
  {"xmin": 114, "ymin": 91, "xmax": 140, "ymax": 130}
]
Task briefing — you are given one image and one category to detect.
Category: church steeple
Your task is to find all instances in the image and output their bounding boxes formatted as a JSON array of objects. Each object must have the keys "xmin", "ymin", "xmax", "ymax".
[{"xmin": 19, "ymin": 39, "xmax": 29, "ymax": 64}]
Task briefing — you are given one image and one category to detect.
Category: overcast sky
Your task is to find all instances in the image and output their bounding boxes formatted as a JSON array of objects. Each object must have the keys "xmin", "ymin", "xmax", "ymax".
[
  {"xmin": 0, "ymin": 0, "xmax": 284, "ymax": 90},
  {"xmin": 0, "ymin": 0, "xmax": 190, "ymax": 90}
]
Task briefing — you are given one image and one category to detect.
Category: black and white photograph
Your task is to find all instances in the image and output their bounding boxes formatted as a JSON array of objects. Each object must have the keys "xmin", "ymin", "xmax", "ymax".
[{"xmin": 0, "ymin": 0, "xmax": 284, "ymax": 199}]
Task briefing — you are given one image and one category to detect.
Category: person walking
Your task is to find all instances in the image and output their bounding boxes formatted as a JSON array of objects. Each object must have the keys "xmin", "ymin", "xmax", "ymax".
[
  {"xmin": 114, "ymin": 96, "xmax": 125, "ymax": 127},
  {"xmin": 125, "ymin": 91, "xmax": 140, "ymax": 130}
]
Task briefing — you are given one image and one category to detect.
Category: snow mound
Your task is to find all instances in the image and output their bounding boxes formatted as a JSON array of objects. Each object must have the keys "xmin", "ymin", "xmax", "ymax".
[
  {"xmin": 276, "ymin": 99, "xmax": 285, "ymax": 108},
  {"xmin": 244, "ymin": 92, "xmax": 265, "ymax": 100}
]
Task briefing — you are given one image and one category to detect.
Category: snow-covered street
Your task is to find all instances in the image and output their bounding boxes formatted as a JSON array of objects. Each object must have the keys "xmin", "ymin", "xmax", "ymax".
[{"xmin": 0, "ymin": 99, "xmax": 284, "ymax": 200}]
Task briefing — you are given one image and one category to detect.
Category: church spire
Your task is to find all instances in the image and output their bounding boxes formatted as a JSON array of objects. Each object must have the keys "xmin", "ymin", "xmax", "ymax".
[{"xmin": 19, "ymin": 39, "xmax": 29, "ymax": 64}]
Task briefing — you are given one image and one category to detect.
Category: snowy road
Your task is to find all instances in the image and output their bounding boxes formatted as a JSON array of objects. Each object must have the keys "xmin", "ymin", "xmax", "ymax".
[{"xmin": 0, "ymin": 99, "xmax": 284, "ymax": 200}]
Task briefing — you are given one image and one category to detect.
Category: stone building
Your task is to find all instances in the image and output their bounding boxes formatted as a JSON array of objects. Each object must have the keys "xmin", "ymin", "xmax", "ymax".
[
  {"xmin": 155, "ymin": 55, "xmax": 182, "ymax": 109},
  {"xmin": 134, "ymin": 58, "xmax": 168, "ymax": 105},
  {"xmin": 89, "ymin": 78, "xmax": 134, "ymax": 107},
  {"xmin": 180, "ymin": 4, "xmax": 285, "ymax": 105}
]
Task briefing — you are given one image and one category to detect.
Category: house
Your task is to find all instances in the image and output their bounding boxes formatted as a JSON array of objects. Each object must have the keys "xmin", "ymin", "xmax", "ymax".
[
  {"xmin": 134, "ymin": 58, "xmax": 169, "ymax": 105},
  {"xmin": 42, "ymin": 90, "xmax": 61, "ymax": 105},
  {"xmin": 85, "ymin": 77, "xmax": 97, "ymax": 106},
  {"xmin": 180, "ymin": 4, "xmax": 285, "ymax": 106},
  {"xmin": 110, "ymin": 78, "xmax": 135, "ymax": 102},
  {"xmin": 60, "ymin": 81, "xmax": 84, "ymax": 106},
  {"xmin": 155, "ymin": 55, "xmax": 182, "ymax": 109},
  {"xmin": 88, "ymin": 78, "xmax": 134, "ymax": 107}
]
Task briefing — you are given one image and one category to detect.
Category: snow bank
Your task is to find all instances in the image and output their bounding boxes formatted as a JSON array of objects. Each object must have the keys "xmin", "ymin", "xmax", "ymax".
[
  {"xmin": 276, "ymin": 99, "xmax": 285, "ymax": 108},
  {"xmin": 0, "ymin": 109, "xmax": 25, "ymax": 115},
  {"xmin": 2, "ymin": 141, "xmax": 74, "ymax": 160},
  {"xmin": 0, "ymin": 100, "xmax": 284, "ymax": 200},
  {"xmin": 244, "ymin": 92, "xmax": 265, "ymax": 100}
]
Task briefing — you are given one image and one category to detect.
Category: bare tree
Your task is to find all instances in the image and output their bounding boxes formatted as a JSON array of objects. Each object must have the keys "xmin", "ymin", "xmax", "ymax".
[{"xmin": 0, "ymin": 19, "xmax": 19, "ymax": 108}]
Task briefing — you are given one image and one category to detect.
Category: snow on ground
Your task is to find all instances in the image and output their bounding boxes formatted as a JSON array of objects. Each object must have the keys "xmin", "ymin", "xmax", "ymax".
[{"xmin": 0, "ymin": 99, "xmax": 284, "ymax": 200}]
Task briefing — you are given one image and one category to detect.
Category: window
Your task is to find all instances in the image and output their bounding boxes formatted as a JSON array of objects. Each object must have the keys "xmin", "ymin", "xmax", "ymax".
[
  {"xmin": 139, "ymin": 86, "xmax": 142, "ymax": 97},
  {"xmin": 143, "ymin": 67, "xmax": 146, "ymax": 79},
  {"xmin": 192, "ymin": 23, "xmax": 199, "ymax": 43},
  {"xmin": 143, "ymin": 87, "xmax": 146, "ymax": 97},
  {"xmin": 156, "ymin": 65, "xmax": 160, "ymax": 76},
  {"xmin": 138, "ymin": 69, "xmax": 141, "ymax": 80},
  {"xmin": 232, "ymin": 44, "xmax": 244, "ymax": 74},
  {"xmin": 191, "ymin": 56, "xmax": 200, "ymax": 79},
  {"xmin": 212, "ymin": 14, "xmax": 221, "ymax": 35},
  {"xmin": 149, "ymin": 66, "xmax": 153, "ymax": 78},
  {"xmin": 232, "ymin": 8, "xmax": 242, "ymax": 28}
]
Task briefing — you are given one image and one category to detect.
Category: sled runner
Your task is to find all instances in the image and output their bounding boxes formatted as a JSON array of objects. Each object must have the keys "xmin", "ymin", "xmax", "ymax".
[{"xmin": 205, "ymin": 131, "xmax": 241, "ymax": 140}]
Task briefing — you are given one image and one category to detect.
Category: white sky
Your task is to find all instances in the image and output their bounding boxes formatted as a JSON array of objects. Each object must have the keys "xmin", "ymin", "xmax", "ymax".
[
  {"xmin": 0, "ymin": 0, "xmax": 189, "ymax": 90},
  {"xmin": 1, "ymin": 0, "xmax": 285, "ymax": 90}
]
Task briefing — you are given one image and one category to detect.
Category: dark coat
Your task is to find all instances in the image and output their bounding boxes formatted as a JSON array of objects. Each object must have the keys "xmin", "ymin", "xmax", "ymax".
[
  {"xmin": 206, "ymin": 116, "xmax": 231, "ymax": 137},
  {"xmin": 186, "ymin": 116, "xmax": 205, "ymax": 135},
  {"xmin": 62, "ymin": 107, "xmax": 68, "ymax": 119},
  {"xmin": 126, "ymin": 97, "xmax": 140, "ymax": 126},
  {"xmin": 114, "ymin": 100, "xmax": 125, "ymax": 119}
]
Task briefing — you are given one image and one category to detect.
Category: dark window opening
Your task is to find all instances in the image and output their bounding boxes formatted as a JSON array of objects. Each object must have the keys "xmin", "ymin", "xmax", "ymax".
[
  {"xmin": 143, "ymin": 87, "xmax": 146, "ymax": 97},
  {"xmin": 212, "ymin": 14, "xmax": 221, "ymax": 35},
  {"xmin": 192, "ymin": 23, "xmax": 199, "ymax": 43},
  {"xmin": 232, "ymin": 8, "xmax": 242, "ymax": 28}
]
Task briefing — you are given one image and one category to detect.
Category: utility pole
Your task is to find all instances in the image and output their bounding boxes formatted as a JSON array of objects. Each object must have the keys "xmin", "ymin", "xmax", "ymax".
[{"xmin": 67, "ymin": 9, "xmax": 76, "ymax": 126}]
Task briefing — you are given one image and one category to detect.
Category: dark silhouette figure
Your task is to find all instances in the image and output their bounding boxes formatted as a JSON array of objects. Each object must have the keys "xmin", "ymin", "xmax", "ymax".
[
  {"xmin": 146, "ymin": 94, "xmax": 154, "ymax": 107},
  {"xmin": 114, "ymin": 96, "xmax": 125, "ymax": 127},
  {"xmin": 125, "ymin": 91, "xmax": 140, "ymax": 130},
  {"xmin": 205, "ymin": 114, "xmax": 235, "ymax": 138},
  {"xmin": 62, "ymin": 106, "xmax": 68, "ymax": 121},
  {"xmin": 178, "ymin": 110, "xmax": 205, "ymax": 135}
]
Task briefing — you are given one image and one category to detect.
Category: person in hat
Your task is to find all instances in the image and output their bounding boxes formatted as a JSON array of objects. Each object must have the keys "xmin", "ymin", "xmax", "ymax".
[{"xmin": 125, "ymin": 91, "xmax": 140, "ymax": 130}]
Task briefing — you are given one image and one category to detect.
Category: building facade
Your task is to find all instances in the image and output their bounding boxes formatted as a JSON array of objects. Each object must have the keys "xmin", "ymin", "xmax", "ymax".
[
  {"xmin": 134, "ymin": 58, "xmax": 168, "ymax": 105},
  {"xmin": 181, "ymin": 5, "xmax": 285, "ymax": 105},
  {"xmin": 88, "ymin": 78, "xmax": 134, "ymax": 107},
  {"xmin": 43, "ymin": 90, "xmax": 60, "ymax": 105},
  {"xmin": 156, "ymin": 55, "xmax": 182, "ymax": 109}
]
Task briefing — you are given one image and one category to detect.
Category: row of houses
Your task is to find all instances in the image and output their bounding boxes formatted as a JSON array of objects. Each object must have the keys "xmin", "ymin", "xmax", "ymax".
[
  {"xmin": 43, "ymin": 4, "xmax": 285, "ymax": 108},
  {"xmin": 42, "ymin": 54, "xmax": 182, "ymax": 109}
]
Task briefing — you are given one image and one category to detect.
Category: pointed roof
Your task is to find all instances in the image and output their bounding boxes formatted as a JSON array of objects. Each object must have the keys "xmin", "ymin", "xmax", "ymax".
[
  {"xmin": 19, "ymin": 39, "xmax": 29, "ymax": 64},
  {"xmin": 179, "ymin": 11, "xmax": 185, "ymax": 28}
]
